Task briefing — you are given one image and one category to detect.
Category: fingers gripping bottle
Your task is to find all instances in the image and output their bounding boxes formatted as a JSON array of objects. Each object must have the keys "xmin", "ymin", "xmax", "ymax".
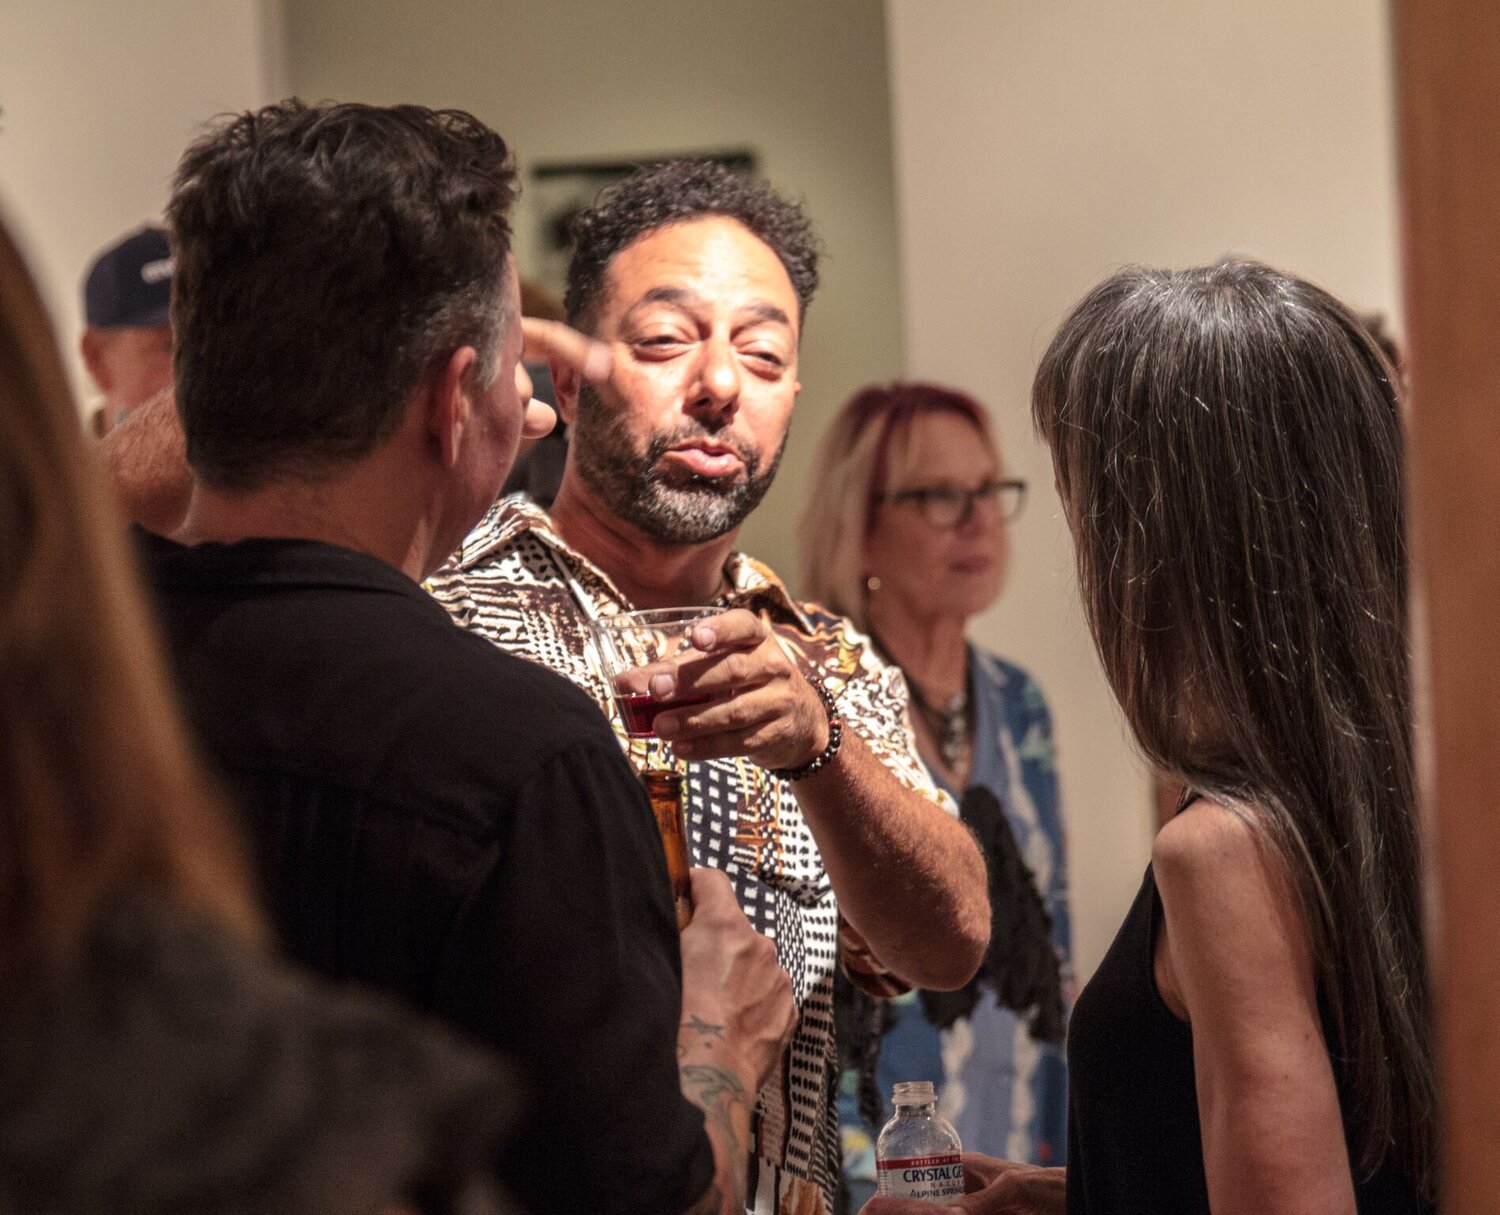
[{"xmin": 875, "ymin": 1081, "xmax": 964, "ymax": 1202}]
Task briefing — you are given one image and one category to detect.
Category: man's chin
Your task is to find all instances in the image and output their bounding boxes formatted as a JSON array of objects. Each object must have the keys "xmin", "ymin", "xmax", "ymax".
[{"xmin": 630, "ymin": 484, "xmax": 748, "ymax": 545}]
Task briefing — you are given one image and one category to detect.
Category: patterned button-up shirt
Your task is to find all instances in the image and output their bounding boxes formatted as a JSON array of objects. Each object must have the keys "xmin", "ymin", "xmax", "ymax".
[{"xmin": 428, "ymin": 495, "xmax": 953, "ymax": 1215}]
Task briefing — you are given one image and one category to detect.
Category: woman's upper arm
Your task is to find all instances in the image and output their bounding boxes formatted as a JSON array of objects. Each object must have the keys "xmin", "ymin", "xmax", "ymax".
[{"xmin": 1152, "ymin": 805, "xmax": 1356, "ymax": 1215}]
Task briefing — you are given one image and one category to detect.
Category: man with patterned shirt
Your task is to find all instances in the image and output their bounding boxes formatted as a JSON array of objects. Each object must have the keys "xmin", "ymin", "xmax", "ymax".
[{"xmin": 427, "ymin": 160, "xmax": 989, "ymax": 1215}]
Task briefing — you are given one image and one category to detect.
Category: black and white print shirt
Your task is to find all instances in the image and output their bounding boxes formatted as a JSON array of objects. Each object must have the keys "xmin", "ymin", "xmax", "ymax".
[{"xmin": 428, "ymin": 496, "xmax": 955, "ymax": 1215}]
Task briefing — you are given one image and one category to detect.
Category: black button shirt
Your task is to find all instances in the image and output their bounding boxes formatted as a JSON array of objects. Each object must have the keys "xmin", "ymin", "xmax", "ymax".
[{"xmin": 141, "ymin": 531, "xmax": 713, "ymax": 1215}]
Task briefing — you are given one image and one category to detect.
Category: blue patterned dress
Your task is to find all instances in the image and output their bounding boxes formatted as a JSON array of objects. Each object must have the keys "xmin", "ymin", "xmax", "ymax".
[{"xmin": 840, "ymin": 649, "xmax": 1072, "ymax": 1196}]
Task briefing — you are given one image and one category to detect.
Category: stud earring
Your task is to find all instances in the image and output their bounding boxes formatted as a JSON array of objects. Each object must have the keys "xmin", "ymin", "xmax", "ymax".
[{"xmin": 865, "ymin": 575, "xmax": 882, "ymax": 592}]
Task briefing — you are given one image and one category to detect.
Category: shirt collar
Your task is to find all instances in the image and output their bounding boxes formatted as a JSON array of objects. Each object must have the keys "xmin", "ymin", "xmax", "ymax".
[
  {"xmin": 137, "ymin": 527, "xmax": 453, "ymax": 621},
  {"xmin": 457, "ymin": 494, "xmax": 814, "ymax": 631}
]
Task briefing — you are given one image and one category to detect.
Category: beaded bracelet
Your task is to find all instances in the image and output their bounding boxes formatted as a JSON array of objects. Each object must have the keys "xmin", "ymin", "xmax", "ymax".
[{"xmin": 767, "ymin": 676, "xmax": 844, "ymax": 782}]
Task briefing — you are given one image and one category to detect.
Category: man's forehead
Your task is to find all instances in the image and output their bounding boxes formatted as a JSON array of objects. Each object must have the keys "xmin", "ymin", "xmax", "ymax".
[{"xmin": 600, "ymin": 216, "xmax": 798, "ymax": 327}]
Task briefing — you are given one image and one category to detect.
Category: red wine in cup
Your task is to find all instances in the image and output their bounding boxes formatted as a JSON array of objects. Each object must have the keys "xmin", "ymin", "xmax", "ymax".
[{"xmin": 618, "ymin": 691, "xmax": 712, "ymax": 738}]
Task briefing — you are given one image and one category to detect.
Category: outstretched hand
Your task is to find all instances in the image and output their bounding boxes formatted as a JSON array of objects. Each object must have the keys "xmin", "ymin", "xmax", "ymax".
[
  {"xmin": 613, "ymin": 608, "xmax": 830, "ymax": 772},
  {"xmin": 859, "ymin": 1155, "xmax": 1065, "ymax": 1215}
]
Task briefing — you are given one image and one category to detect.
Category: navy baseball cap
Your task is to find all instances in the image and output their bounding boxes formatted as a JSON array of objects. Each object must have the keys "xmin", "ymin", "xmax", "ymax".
[{"xmin": 83, "ymin": 226, "xmax": 173, "ymax": 328}]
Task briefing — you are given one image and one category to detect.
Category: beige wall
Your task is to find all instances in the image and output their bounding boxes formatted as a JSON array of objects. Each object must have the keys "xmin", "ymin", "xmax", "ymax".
[
  {"xmin": 0, "ymin": 0, "xmax": 281, "ymax": 407},
  {"xmin": 885, "ymin": 0, "xmax": 1400, "ymax": 978},
  {"xmin": 281, "ymin": 0, "xmax": 906, "ymax": 574}
]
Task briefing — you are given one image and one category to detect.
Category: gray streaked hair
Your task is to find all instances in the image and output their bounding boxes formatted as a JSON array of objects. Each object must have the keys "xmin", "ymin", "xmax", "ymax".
[{"xmin": 1033, "ymin": 259, "xmax": 1433, "ymax": 1196}]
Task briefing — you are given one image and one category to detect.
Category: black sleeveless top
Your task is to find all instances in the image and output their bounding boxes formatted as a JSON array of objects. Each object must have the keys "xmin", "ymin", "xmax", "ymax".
[{"xmin": 1066, "ymin": 864, "xmax": 1432, "ymax": 1214}]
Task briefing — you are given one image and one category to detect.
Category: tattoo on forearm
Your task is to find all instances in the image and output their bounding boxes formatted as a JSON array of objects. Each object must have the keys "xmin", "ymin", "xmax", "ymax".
[
  {"xmin": 681, "ymin": 1015, "xmax": 727, "ymax": 1044},
  {"xmin": 678, "ymin": 1015, "xmax": 727, "ymax": 1061},
  {"xmin": 681, "ymin": 1063, "xmax": 749, "ymax": 1214}
]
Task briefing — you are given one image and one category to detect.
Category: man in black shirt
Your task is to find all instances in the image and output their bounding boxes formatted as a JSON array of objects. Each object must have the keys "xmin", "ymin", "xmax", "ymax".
[{"xmin": 138, "ymin": 100, "xmax": 794, "ymax": 1215}]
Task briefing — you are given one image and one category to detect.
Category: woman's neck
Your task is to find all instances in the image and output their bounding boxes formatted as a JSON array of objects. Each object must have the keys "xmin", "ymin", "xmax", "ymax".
[{"xmin": 866, "ymin": 598, "xmax": 969, "ymax": 701}]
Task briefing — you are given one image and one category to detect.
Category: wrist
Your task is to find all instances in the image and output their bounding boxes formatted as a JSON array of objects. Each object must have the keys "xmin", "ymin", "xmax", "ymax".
[{"xmin": 767, "ymin": 676, "xmax": 843, "ymax": 782}]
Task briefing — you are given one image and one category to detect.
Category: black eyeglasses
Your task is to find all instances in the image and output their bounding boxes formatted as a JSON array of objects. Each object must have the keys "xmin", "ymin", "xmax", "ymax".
[{"xmin": 877, "ymin": 477, "xmax": 1027, "ymax": 529}]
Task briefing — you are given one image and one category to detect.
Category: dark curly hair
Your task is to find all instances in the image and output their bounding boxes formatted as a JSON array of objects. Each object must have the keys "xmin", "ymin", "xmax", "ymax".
[
  {"xmin": 169, "ymin": 100, "xmax": 519, "ymax": 491},
  {"xmin": 564, "ymin": 159, "xmax": 820, "ymax": 332}
]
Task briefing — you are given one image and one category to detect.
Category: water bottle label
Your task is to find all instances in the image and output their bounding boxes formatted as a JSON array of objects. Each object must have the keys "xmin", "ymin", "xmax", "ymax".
[{"xmin": 876, "ymin": 1153, "xmax": 964, "ymax": 1200}]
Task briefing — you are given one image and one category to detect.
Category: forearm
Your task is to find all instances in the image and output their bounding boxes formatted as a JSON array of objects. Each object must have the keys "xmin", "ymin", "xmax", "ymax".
[
  {"xmin": 678, "ymin": 1036, "xmax": 753, "ymax": 1215},
  {"xmin": 672, "ymin": 869, "xmax": 795, "ymax": 1215},
  {"xmin": 96, "ymin": 387, "xmax": 192, "ymax": 535},
  {"xmin": 795, "ymin": 730, "xmax": 988, "ymax": 989}
]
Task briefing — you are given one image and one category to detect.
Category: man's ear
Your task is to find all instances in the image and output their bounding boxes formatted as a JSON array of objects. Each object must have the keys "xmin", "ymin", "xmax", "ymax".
[
  {"xmin": 428, "ymin": 346, "xmax": 479, "ymax": 468},
  {"xmin": 80, "ymin": 328, "xmax": 112, "ymax": 392},
  {"xmin": 550, "ymin": 355, "xmax": 581, "ymax": 426}
]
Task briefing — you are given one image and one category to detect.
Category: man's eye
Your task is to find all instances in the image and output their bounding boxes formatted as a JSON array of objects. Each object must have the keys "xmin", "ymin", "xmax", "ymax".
[
  {"xmin": 928, "ymin": 488, "xmax": 964, "ymax": 509},
  {"xmin": 635, "ymin": 335, "xmax": 689, "ymax": 354},
  {"xmin": 744, "ymin": 349, "xmax": 785, "ymax": 368}
]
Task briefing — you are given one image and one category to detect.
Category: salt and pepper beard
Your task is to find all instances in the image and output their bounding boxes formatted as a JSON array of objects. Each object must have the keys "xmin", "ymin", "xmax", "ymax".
[{"xmin": 570, "ymin": 380, "xmax": 788, "ymax": 544}]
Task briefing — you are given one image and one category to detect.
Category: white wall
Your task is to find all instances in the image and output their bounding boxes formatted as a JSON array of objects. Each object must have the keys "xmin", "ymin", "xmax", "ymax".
[
  {"xmin": 885, "ymin": 0, "xmax": 1400, "ymax": 979},
  {"xmin": 281, "ymin": 0, "xmax": 906, "ymax": 576},
  {"xmin": 0, "ymin": 0, "xmax": 281, "ymax": 408}
]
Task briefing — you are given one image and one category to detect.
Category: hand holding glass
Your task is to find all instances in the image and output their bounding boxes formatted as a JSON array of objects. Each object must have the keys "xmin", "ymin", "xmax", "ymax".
[
  {"xmin": 589, "ymin": 607, "xmax": 718, "ymax": 930},
  {"xmin": 588, "ymin": 608, "xmax": 718, "ymax": 737}
]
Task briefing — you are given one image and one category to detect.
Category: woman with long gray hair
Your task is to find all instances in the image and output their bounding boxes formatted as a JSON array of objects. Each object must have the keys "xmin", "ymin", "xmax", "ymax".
[{"xmin": 866, "ymin": 260, "xmax": 1434, "ymax": 1215}]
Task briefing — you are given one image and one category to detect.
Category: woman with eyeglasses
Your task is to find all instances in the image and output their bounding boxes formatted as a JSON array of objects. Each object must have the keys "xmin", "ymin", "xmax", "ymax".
[{"xmin": 801, "ymin": 382, "xmax": 1070, "ymax": 1209}]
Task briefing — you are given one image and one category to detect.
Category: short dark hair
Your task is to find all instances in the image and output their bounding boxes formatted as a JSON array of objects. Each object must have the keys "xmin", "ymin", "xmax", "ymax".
[
  {"xmin": 564, "ymin": 159, "xmax": 819, "ymax": 332},
  {"xmin": 169, "ymin": 100, "xmax": 519, "ymax": 490}
]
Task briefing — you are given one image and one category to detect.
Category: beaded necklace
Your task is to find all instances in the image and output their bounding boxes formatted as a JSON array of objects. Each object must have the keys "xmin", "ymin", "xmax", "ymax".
[
  {"xmin": 869, "ymin": 630, "xmax": 974, "ymax": 773},
  {"xmin": 905, "ymin": 674, "xmax": 972, "ymax": 773}
]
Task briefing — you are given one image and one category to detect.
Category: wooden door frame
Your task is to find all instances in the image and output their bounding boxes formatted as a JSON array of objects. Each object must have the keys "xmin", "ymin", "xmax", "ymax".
[{"xmin": 1395, "ymin": 2, "xmax": 1500, "ymax": 1208}]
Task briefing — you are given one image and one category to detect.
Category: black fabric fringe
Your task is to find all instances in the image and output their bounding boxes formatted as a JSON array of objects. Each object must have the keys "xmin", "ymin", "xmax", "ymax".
[{"xmin": 834, "ymin": 784, "xmax": 1067, "ymax": 1144}]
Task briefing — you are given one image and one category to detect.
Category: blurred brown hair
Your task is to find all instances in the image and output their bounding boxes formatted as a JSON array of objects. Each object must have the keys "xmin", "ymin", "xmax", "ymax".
[{"xmin": 0, "ymin": 217, "xmax": 264, "ymax": 985}]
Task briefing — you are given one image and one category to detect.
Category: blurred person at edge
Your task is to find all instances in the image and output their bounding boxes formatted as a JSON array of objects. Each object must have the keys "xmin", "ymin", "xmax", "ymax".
[
  {"xmin": 80, "ymin": 225, "xmax": 175, "ymax": 437},
  {"xmin": 0, "ymin": 215, "xmax": 520, "ymax": 1215},
  {"xmin": 108, "ymin": 101, "xmax": 795, "ymax": 1215},
  {"xmin": 800, "ymin": 384, "xmax": 1070, "ymax": 1212},
  {"xmin": 863, "ymin": 262, "xmax": 1436, "ymax": 1215}
]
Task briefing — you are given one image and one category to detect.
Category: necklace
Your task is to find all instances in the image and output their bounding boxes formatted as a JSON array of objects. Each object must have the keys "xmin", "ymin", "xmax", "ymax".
[
  {"xmin": 906, "ymin": 677, "xmax": 972, "ymax": 773},
  {"xmin": 868, "ymin": 629, "xmax": 973, "ymax": 773}
]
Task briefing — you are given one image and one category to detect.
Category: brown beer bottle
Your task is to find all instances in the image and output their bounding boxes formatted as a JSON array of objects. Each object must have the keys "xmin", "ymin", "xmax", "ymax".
[{"xmin": 641, "ymin": 769, "xmax": 693, "ymax": 929}]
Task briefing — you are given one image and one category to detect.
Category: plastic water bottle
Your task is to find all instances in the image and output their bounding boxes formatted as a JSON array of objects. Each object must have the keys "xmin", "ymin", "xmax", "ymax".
[{"xmin": 875, "ymin": 1080, "xmax": 964, "ymax": 1201}]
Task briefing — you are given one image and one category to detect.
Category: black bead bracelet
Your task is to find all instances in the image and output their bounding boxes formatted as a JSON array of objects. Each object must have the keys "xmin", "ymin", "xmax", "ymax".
[{"xmin": 767, "ymin": 675, "xmax": 844, "ymax": 782}]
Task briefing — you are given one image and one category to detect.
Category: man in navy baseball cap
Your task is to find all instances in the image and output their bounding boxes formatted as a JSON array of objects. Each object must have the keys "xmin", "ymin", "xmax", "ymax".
[{"xmin": 81, "ymin": 225, "xmax": 175, "ymax": 435}]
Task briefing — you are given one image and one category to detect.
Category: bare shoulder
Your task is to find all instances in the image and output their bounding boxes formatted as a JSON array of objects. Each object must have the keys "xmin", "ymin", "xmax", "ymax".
[
  {"xmin": 1153, "ymin": 799, "xmax": 1315, "ymax": 1013},
  {"xmin": 1153, "ymin": 799, "xmax": 1287, "ymax": 903}
]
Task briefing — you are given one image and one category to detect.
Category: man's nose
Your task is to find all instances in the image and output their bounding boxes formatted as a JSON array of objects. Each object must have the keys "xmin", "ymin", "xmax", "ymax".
[{"xmin": 687, "ymin": 338, "xmax": 741, "ymax": 420}]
